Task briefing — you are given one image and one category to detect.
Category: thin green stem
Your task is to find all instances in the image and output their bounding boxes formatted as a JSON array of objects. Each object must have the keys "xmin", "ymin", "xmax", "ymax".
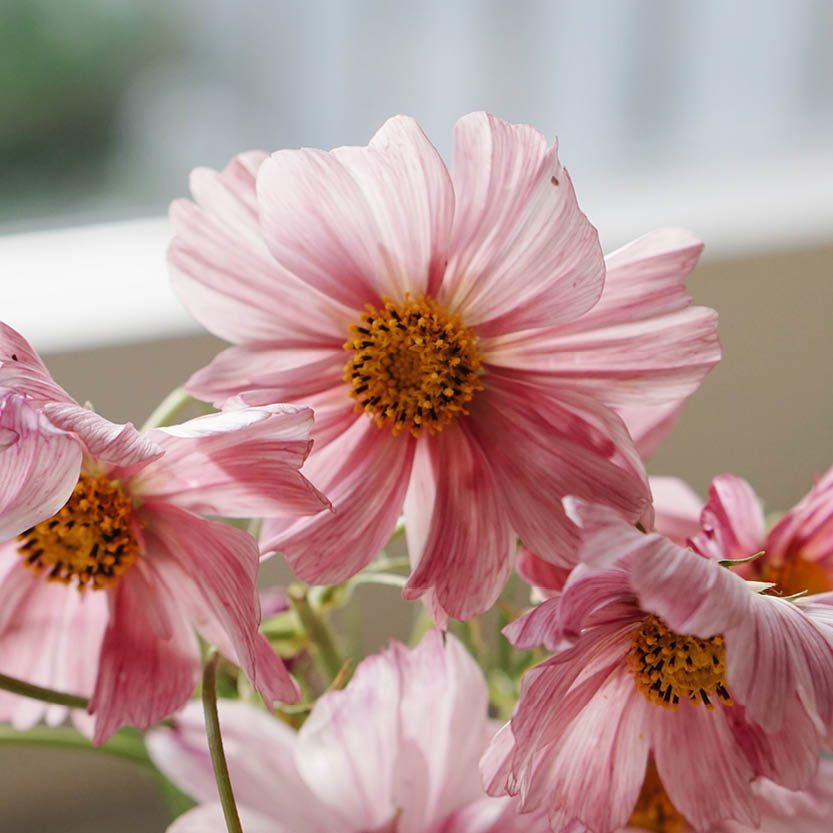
[
  {"xmin": 141, "ymin": 386, "xmax": 194, "ymax": 430},
  {"xmin": 0, "ymin": 671, "xmax": 88, "ymax": 709},
  {"xmin": 288, "ymin": 584, "xmax": 345, "ymax": 682},
  {"xmin": 0, "ymin": 725, "xmax": 150, "ymax": 765},
  {"xmin": 202, "ymin": 650, "xmax": 243, "ymax": 833}
]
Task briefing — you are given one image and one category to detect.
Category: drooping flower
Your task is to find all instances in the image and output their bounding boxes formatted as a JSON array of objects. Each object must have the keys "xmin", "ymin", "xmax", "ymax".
[
  {"xmin": 147, "ymin": 630, "xmax": 550, "ymax": 833},
  {"xmin": 687, "ymin": 469, "xmax": 833, "ymax": 597},
  {"xmin": 482, "ymin": 500, "xmax": 833, "ymax": 833},
  {"xmin": 0, "ymin": 323, "xmax": 329, "ymax": 742},
  {"xmin": 170, "ymin": 112, "xmax": 720, "ymax": 620}
]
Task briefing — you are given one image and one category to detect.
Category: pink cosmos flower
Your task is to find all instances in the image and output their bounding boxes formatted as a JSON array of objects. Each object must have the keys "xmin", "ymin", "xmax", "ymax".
[
  {"xmin": 685, "ymin": 468, "xmax": 833, "ymax": 598},
  {"xmin": 147, "ymin": 630, "xmax": 550, "ymax": 833},
  {"xmin": 170, "ymin": 111, "xmax": 720, "ymax": 621},
  {"xmin": 0, "ymin": 323, "xmax": 328, "ymax": 742},
  {"xmin": 482, "ymin": 500, "xmax": 833, "ymax": 833}
]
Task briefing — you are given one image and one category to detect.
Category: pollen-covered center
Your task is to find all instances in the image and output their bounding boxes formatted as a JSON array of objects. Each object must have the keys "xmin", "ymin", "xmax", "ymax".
[
  {"xmin": 343, "ymin": 295, "xmax": 483, "ymax": 437},
  {"xmin": 628, "ymin": 759, "xmax": 686, "ymax": 833},
  {"xmin": 17, "ymin": 473, "xmax": 139, "ymax": 592},
  {"xmin": 627, "ymin": 614, "xmax": 732, "ymax": 710}
]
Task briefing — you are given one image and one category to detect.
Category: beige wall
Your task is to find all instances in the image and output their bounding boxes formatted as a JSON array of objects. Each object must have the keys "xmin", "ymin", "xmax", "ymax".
[{"xmin": 2, "ymin": 243, "xmax": 832, "ymax": 831}]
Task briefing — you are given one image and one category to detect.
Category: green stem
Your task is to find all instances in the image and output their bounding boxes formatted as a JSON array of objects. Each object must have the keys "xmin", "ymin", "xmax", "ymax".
[
  {"xmin": 202, "ymin": 650, "xmax": 243, "ymax": 833},
  {"xmin": 0, "ymin": 671, "xmax": 88, "ymax": 709},
  {"xmin": 288, "ymin": 584, "xmax": 345, "ymax": 682},
  {"xmin": 0, "ymin": 725, "xmax": 150, "ymax": 765},
  {"xmin": 141, "ymin": 386, "xmax": 194, "ymax": 430}
]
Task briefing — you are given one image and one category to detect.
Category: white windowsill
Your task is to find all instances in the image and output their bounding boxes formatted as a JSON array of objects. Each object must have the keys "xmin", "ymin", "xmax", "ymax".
[{"xmin": 3, "ymin": 147, "xmax": 832, "ymax": 355}]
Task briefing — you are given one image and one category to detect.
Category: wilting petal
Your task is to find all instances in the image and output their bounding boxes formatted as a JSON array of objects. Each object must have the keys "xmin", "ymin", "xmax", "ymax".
[
  {"xmin": 170, "ymin": 151, "xmax": 348, "ymax": 345},
  {"xmin": 261, "ymin": 418, "xmax": 415, "ymax": 585},
  {"xmin": 443, "ymin": 112, "xmax": 603, "ymax": 336},
  {"xmin": 652, "ymin": 701, "xmax": 758, "ymax": 830},
  {"xmin": 0, "ymin": 390, "xmax": 82, "ymax": 540},
  {"xmin": 258, "ymin": 116, "xmax": 454, "ymax": 309},
  {"xmin": 515, "ymin": 548, "xmax": 572, "ymax": 596},
  {"xmin": 142, "ymin": 502, "xmax": 298, "ymax": 705},
  {"xmin": 617, "ymin": 400, "xmax": 686, "ymax": 461},
  {"xmin": 134, "ymin": 406, "xmax": 327, "ymax": 518},
  {"xmin": 0, "ymin": 322, "xmax": 74, "ymax": 405},
  {"xmin": 43, "ymin": 401, "xmax": 163, "ymax": 468},
  {"xmin": 186, "ymin": 344, "xmax": 346, "ymax": 409},
  {"xmin": 90, "ymin": 561, "xmax": 200, "ymax": 744},
  {"xmin": 689, "ymin": 474, "xmax": 766, "ymax": 562},
  {"xmin": 403, "ymin": 422, "xmax": 515, "ymax": 621}
]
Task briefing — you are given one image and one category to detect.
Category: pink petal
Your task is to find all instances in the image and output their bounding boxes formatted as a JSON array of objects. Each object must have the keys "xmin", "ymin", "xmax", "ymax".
[
  {"xmin": 0, "ymin": 390, "xmax": 82, "ymax": 540},
  {"xmin": 649, "ymin": 475, "xmax": 704, "ymax": 545},
  {"xmin": 766, "ymin": 463, "xmax": 833, "ymax": 566},
  {"xmin": 0, "ymin": 322, "xmax": 74, "ymax": 405},
  {"xmin": 42, "ymin": 400, "xmax": 163, "ymax": 468},
  {"xmin": 147, "ymin": 700, "xmax": 324, "ymax": 830},
  {"xmin": 472, "ymin": 379, "xmax": 652, "ymax": 569},
  {"xmin": 90, "ymin": 563, "xmax": 200, "ymax": 744},
  {"xmin": 724, "ymin": 592, "xmax": 833, "ymax": 735},
  {"xmin": 403, "ymin": 421, "xmax": 515, "ymax": 621},
  {"xmin": 142, "ymin": 502, "xmax": 299, "ymax": 705},
  {"xmin": 515, "ymin": 548, "xmax": 571, "ymax": 596},
  {"xmin": 393, "ymin": 631, "xmax": 492, "ymax": 833},
  {"xmin": 0, "ymin": 545, "xmax": 106, "ymax": 730},
  {"xmin": 257, "ymin": 116, "xmax": 454, "ymax": 309},
  {"xmin": 168, "ymin": 804, "xmax": 281, "ymax": 833},
  {"xmin": 261, "ymin": 417, "xmax": 415, "ymax": 585},
  {"xmin": 440, "ymin": 796, "xmax": 552, "ymax": 833},
  {"xmin": 186, "ymin": 344, "xmax": 346, "ymax": 409},
  {"xmin": 652, "ymin": 701, "xmax": 758, "ymax": 830},
  {"xmin": 443, "ymin": 112, "xmax": 604, "ymax": 336},
  {"xmin": 295, "ymin": 649, "xmax": 402, "ymax": 830},
  {"xmin": 689, "ymin": 474, "xmax": 766, "ymax": 562},
  {"xmin": 134, "ymin": 405, "xmax": 328, "ymax": 518},
  {"xmin": 170, "ymin": 151, "xmax": 349, "ymax": 345},
  {"xmin": 617, "ymin": 399, "xmax": 686, "ymax": 461}
]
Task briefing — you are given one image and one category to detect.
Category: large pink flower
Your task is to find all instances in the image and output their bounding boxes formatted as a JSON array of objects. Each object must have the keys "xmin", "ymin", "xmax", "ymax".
[
  {"xmin": 482, "ymin": 500, "xmax": 833, "ymax": 833},
  {"xmin": 147, "ymin": 630, "xmax": 550, "ymax": 833},
  {"xmin": 170, "ymin": 112, "xmax": 720, "ymax": 621},
  {"xmin": 0, "ymin": 323, "xmax": 328, "ymax": 742}
]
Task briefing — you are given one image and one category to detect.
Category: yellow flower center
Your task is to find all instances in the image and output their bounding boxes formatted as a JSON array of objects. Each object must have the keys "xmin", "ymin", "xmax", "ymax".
[
  {"xmin": 343, "ymin": 295, "xmax": 483, "ymax": 437},
  {"xmin": 628, "ymin": 614, "xmax": 732, "ymax": 710},
  {"xmin": 17, "ymin": 473, "xmax": 140, "ymax": 592},
  {"xmin": 761, "ymin": 557, "xmax": 829, "ymax": 597},
  {"xmin": 628, "ymin": 759, "xmax": 687, "ymax": 833}
]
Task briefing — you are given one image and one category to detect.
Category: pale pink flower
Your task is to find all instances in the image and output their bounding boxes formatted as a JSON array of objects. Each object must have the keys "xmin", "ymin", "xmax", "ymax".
[
  {"xmin": 482, "ymin": 500, "xmax": 833, "ymax": 833},
  {"xmin": 148, "ymin": 630, "xmax": 549, "ymax": 833},
  {"xmin": 0, "ymin": 323, "xmax": 328, "ymax": 742},
  {"xmin": 170, "ymin": 112, "xmax": 720, "ymax": 621}
]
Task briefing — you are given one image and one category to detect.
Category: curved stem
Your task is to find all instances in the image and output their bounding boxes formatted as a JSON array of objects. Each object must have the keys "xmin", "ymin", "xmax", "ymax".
[
  {"xmin": 141, "ymin": 386, "xmax": 194, "ymax": 430},
  {"xmin": 0, "ymin": 671, "xmax": 88, "ymax": 709},
  {"xmin": 202, "ymin": 650, "xmax": 244, "ymax": 833},
  {"xmin": 288, "ymin": 584, "xmax": 344, "ymax": 682}
]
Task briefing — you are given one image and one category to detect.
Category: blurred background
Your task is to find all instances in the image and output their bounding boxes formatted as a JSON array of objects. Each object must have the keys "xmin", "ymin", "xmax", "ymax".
[{"xmin": 1, "ymin": 1, "xmax": 832, "ymax": 830}]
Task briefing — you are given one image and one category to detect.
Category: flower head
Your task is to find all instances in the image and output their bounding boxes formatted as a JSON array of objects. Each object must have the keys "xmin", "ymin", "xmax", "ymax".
[
  {"xmin": 0, "ymin": 323, "xmax": 329, "ymax": 742},
  {"xmin": 483, "ymin": 501, "xmax": 833, "ymax": 833},
  {"xmin": 148, "ymin": 630, "xmax": 550, "ymax": 833},
  {"xmin": 170, "ymin": 112, "xmax": 720, "ymax": 621}
]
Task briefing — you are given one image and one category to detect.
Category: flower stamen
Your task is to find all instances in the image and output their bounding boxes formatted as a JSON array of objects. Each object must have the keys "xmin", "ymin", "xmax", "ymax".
[
  {"xmin": 627, "ymin": 614, "xmax": 732, "ymax": 710},
  {"xmin": 343, "ymin": 295, "xmax": 483, "ymax": 437},
  {"xmin": 17, "ymin": 473, "xmax": 139, "ymax": 591}
]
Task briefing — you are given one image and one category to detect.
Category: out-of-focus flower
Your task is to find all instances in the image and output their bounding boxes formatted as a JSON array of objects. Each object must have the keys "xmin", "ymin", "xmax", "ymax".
[
  {"xmin": 688, "ymin": 469, "xmax": 833, "ymax": 597},
  {"xmin": 482, "ymin": 500, "xmax": 833, "ymax": 833},
  {"xmin": 148, "ymin": 630, "xmax": 550, "ymax": 833},
  {"xmin": 0, "ymin": 323, "xmax": 329, "ymax": 742},
  {"xmin": 170, "ymin": 111, "xmax": 720, "ymax": 621}
]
